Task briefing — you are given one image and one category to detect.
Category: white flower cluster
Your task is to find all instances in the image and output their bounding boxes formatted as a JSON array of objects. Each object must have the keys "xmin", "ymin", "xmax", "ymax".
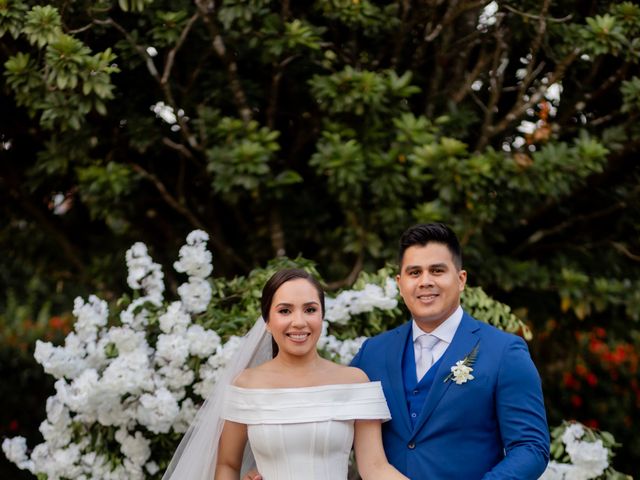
[
  {"xmin": 318, "ymin": 321, "xmax": 368, "ymax": 365},
  {"xmin": 126, "ymin": 242, "xmax": 165, "ymax": 302},
  {"xmin": 318, "ymin": 277, "xmax": 400, "ymax": 364},
  {"xmin": 3, "ymin": 232, "xmax": 228, "ymax": 479},
  {"xmin": 3, "ymin": 231, "xmax": 402, "ymax": 479},
  {"xmin": 325, "ymin": 277, "xmax": 398, "ymax": 325},
  {"xmin": 174, "ymin": 230, "xmax": 213, "ymax": 313},
  {"xmin": 540, "ymin": 423, "xmax": 610, "ymax": 480}
]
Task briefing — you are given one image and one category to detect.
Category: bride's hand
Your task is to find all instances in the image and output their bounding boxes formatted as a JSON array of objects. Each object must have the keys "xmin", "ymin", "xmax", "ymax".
[{"xmin": 242, "ymin": 470, "xmax": 262, "ymax": 480}]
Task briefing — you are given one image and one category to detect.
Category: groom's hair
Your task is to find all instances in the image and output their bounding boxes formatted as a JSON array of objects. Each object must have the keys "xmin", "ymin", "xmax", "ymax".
[{"xmin": 398, "ymin": 223, "xmax": 463, "ymax": 270}]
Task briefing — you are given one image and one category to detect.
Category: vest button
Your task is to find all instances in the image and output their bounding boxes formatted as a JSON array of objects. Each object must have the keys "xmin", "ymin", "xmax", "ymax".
[
  {"xmin": 408, "ymin": 442, "xmax": 416, "ymax": 449},
  {"xmin": 412, "ymin": 389, "xmax": 419, "ymax": 395},
  {"xmin": 411, "ymin": 413, "xmax": 417, "ymax": 418}
]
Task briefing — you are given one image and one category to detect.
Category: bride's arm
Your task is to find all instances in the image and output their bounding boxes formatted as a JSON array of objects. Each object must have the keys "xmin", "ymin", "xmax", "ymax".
[
  {"xmin": 354, "ymin": 419, "xmax": 410, "ymax": 480},
  {"xmin": 215, "ymin": 420, "xmax": 248, "ymax": 480}
]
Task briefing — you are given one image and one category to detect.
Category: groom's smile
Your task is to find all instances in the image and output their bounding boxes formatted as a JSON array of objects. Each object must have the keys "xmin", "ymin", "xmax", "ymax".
[
  {"xmin": 417, "ymin": 293, "xmax": 439, "ymax": 302},
  {"xmin": 397, "ymin": 243, "xmax": 467, "ymax": 333}
]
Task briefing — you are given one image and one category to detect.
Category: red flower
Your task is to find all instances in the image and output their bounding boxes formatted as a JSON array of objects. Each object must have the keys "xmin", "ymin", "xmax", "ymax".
[
  {"xmin": 571, "ymin": 395, "xmax": 583, "ymax": 408},
  {"xmin": 575, "ymin": 364, "xmax": 588, "ymax": 377},
  {"xmin": 589, "ymin": 338, "xmax": 607, "ymax": 355},
  {"xmin": 594, "ymin": 327, "xmax": 606, "ymax": 339},
  {"xmin": 563, "ymin": 373, "xmax": 580, "ymax": 390},
  {"xmin": 586, "ymin": 373, "xmax": 597, "ymax": 387},
  {"xmin": 610, "ymin": 345, "xmax": 627, "ymax": 364},
  {"xmin": 9, "ymin": 419, "xmax": 19, "ymax": 431},
  {"xmin": 584, "ymin": 419, "xmax": 599, "ymax": 429},
  {"xmin": 49, "ymin": 316, "xmax": 66, "ymax": 329}
]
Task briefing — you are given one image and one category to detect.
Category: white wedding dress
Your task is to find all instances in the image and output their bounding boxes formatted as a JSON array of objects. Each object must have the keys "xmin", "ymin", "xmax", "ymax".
[{"xmin": 222, "ymin": 381, "xmax": 391, "ymax": 480}]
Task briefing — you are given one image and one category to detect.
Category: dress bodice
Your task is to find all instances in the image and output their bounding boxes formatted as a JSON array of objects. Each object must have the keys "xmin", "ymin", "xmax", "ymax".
[{"xmin": 222, "ymin": 382, "xmax": 390, "ymax": 480}]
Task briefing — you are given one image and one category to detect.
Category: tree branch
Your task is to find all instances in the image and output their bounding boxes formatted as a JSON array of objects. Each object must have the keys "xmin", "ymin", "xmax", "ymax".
[
  {"xmin": 391, "ymin": 0, "xmax": 413, "ymax": 69},
  {"xmin": 475, "ymin": 26, "xmax": 508, "ymax": 150},
  {"xmin": 502, "ymin": 3, "xmax": 573, "ymax": 23},
  {"xmin": 93, "ymin": 17, "xmax": 200, "ymax": 149},
  {"xmin": 195, "ymin": 0, "xmax": 253, "ymax": 124},
  {"xmin": 451, "ymin": 47, "xmax": 490, "ymax": 103},
  {"xmin": 161, "ymin": 12, "xmax": 200, "ymax": 86},
  {"xmin": 511, "ymin": 200, "xmax": 627, "ymax": 255},
  {"xmin": 162, "ymin": 137, "xmax": 195, "ymax": 160},
  {"xmin": 325, "ymin": 252, "xmax": 364, "ymax": 291},
  {"xmin": 514, "ymin": 0, "xmax": 550, "ymax": 103},
  {"xmin": 612, "ymin": 242, "xmax": 640, "ymax": 262},
  {"xmin": 269, "ymin": 209, "xmax": 286, "ymax": 257},
  {"xmin": 9, "ymin": 186, "xmax": 86, "ymax": 276},
  {"xmin": 266, "ymin": 55, "xmax": 298, "ymax": 130},
  {"xmin": 131, "ymin": 163, "xmax": 250, "ymax": 270},
  {"xmin": 482, "ymin": 47, "xmax": 580, "ymax": 147}
]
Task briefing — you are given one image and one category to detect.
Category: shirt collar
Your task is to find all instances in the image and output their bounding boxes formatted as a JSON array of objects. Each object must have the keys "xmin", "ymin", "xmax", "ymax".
[{"xmin": 412, "ymin": 305, "xmax": 463, "ymax": 345}]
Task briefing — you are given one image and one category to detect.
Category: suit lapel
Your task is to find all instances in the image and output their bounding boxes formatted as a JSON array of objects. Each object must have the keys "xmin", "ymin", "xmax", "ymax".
[
  {"xmin": 412, "ymin": 313, "xmax": 480, "ymax": 435},
  {"xmin": 386, "ymin": 322, "xmax": 413, "ymax": 435}
]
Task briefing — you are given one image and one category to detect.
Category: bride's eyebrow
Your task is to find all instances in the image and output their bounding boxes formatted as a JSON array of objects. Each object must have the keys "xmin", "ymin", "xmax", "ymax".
[{"xmin": 274, "ymin": 302, "xmax": 293, "ymax": 308}]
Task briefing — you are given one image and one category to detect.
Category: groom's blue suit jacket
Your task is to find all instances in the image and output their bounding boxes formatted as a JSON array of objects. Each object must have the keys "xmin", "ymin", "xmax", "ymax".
[{"xmin": 351, "ymin": 311, "xmax": 550, "ymax": 479}]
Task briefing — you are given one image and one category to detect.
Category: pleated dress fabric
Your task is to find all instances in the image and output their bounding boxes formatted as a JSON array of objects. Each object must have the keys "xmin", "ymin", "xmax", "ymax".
[{"xmin": 222, "ymin": 382, "xmax": 391, "ymax": 480}]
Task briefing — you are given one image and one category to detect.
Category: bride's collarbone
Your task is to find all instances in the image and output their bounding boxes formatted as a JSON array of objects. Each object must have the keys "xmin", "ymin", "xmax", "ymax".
[{"xmin": 245, "ymin": 364, "xmax": 365, "ymax": 389}]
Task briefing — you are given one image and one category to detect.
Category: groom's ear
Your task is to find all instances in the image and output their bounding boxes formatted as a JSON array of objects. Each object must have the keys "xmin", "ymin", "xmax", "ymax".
[{"xmin": 458, "ymin": 269, "xmax": 467, "ymax": 291}]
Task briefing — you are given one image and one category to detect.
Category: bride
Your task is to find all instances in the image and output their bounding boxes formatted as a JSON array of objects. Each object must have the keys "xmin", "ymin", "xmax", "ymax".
[{"xmin": 162, "ymin": 268, "xmax": 408, "ymax": 480}]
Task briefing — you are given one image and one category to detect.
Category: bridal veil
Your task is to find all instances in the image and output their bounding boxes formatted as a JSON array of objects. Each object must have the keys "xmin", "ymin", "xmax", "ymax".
[{"xmin": 162, "ymin": 318, "xmax": 271, "ymax": 480}]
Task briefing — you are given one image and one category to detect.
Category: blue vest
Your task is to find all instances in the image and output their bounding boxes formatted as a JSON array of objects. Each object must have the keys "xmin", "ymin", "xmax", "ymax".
[{"xmin": 402, "ymin": 331, "xmax": 444, "ymax": 429}]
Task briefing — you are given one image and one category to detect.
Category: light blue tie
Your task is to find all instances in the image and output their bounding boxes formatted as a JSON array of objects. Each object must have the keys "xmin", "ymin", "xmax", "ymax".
[{"xmin": 416, "ymin": 334, "xmax": 440, "ymax": 380}]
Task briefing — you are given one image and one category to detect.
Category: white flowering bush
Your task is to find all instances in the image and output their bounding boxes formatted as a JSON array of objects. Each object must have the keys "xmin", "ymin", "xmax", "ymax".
[
  {"xmin": 0, "ymin": 231, "xmax": 402, "ymax": 479},
  {"xmin": 540, "ymin": 421, "xmax": 630, "ymax": 480},
  {"xmin": 2, "ymin": 231, "xmax": 629, "ymax": 479}
]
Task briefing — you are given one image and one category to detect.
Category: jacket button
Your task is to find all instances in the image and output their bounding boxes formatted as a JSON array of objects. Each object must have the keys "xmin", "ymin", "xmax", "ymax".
[{"xmin": 408, "ymin": 442, "xmax": 415, "ymax": 449}]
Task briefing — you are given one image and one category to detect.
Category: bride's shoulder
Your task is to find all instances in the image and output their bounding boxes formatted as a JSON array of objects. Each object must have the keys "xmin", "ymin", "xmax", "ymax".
[
  {"xmin": 232, "ymin": 362, "xmax": 276, "ymax": 388},
  {"xmin": 327, "ymin": 363, "xmax": 370, "ymax": 384}
]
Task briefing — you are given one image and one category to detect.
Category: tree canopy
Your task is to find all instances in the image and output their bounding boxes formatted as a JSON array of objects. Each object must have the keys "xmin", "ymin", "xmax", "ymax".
[{"xmin": 1, "ymin": 0, "xmax": 639, "ymax": 475}]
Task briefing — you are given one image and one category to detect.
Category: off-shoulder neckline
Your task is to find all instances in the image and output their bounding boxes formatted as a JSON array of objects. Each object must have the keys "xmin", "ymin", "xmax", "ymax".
[{"xmin": 229, "ymin": 381, "xmax": 382, "ymax": 393}]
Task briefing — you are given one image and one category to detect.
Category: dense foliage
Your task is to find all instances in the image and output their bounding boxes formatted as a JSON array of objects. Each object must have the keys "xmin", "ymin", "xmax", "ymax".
[{"xmin": 1, "ymin": 0, "xmax": 639, "ymax": 476}]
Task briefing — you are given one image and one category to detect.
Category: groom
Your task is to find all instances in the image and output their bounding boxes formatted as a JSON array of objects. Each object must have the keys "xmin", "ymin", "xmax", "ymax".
[{"xmin": 351, "ymin": 223, "xmax": 549, "ymax": 478}]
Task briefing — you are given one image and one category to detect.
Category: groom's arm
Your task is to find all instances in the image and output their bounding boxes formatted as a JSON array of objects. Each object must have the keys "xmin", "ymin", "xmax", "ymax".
[{"xmin": 483, "ymin": 337, "xmax": 550, "ymax": 480}]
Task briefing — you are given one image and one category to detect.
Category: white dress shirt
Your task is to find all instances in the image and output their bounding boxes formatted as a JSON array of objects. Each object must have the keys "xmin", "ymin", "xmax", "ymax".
[{"xmin": 412, "ymin": 305, "xmax": 463, "ymax": 369}]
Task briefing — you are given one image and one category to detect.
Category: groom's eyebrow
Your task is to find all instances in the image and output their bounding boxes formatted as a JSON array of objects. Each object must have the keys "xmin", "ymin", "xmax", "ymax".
[
  {"xmin": 429, "ymin": 262, "xmax": 448, "ymax": 269},
  {"xmin": 403, "ymin": 262, "xmax": 448, "ymax": 271},
  {"xmin": 403, "ymin": 264, "xmax": 422, "ymax": 271}
]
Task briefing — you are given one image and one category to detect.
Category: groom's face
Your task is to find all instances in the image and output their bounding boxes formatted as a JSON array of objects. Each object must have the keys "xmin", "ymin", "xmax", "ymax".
[{"xmin": 396, "ymin": 242, "xmax": 467, "ymax": 333}]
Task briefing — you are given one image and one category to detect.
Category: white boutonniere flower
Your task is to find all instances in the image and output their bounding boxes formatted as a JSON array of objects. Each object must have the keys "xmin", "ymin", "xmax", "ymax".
[{"xmin": 444, "ymin": 343, "xmax": 479, "ymax": 385}]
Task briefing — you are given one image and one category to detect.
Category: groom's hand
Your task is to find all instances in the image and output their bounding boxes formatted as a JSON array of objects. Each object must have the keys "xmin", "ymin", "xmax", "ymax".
[{"xmin": 242, "ymin": 470, "xmax": 262, "ymax": 480}]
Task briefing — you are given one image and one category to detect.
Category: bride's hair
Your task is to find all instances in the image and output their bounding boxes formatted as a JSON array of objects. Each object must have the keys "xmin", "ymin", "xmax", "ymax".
[{"xmin": 260, "ymin": 268, "xmax": 325, "ymax": 356}]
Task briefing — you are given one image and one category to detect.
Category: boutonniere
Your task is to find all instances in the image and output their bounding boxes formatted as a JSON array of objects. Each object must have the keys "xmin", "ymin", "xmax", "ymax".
[{"xmin": 444, "ymin": 343, "xmax": 479, "ymax": 385}]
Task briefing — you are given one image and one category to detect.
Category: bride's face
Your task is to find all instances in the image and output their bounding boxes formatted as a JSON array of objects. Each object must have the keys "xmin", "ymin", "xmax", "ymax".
[{"xmin": 267, "ymin": 278, "xmax": 323, "ymax": 358}]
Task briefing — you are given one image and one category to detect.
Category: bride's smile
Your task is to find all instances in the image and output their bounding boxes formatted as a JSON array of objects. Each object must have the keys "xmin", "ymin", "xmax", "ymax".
[{"xmin": 285, "ymin": 332, "xmax": 311, "ymax": 342}]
